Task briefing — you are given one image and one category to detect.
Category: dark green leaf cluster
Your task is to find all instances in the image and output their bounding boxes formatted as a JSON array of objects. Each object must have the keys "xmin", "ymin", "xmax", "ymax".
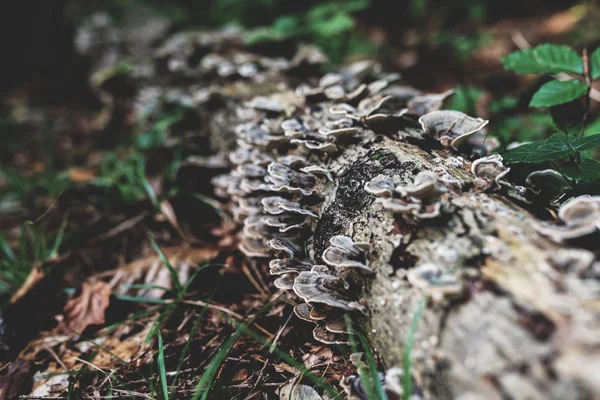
[
  {"xmin": 499, "ymin": 44, "xmax": 600, "ymax": 190},
  {"xmin": 502, "ymin": 133, "xmax": 600, "ymax": 164},
  {"xmin": 246, "ymin": 0, "xmax": 375, "ymax": 62},
  {"xmin": 502, "ymin": 44, "xmax": 600, "ymax": 108}
]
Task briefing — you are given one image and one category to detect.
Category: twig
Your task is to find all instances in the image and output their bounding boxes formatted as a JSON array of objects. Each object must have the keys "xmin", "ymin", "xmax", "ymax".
[
  {"xmin": 269, "ymin": 311, "xmax": 293, "ymax": 353},
  {"xmin": 91, "ymin": 212, "xmax": 150, "ymax": 243},
  {"xmin": 43, "ymin": 344, "xmax": 68, "ymax": 371},
  {"xmin": 240, "ymin": 261, "xmax": 268, "ymax": 296},
  {"xmin": 181, "ymin": 299, "xmax": 273, "ymax": 337},
  {"xmin": 30, "ymin": 191, "xmax": 64, "ymax": 225},
  {"xmin": 581, "ymin": 48, "xmax": 591, "ymax": 138}
]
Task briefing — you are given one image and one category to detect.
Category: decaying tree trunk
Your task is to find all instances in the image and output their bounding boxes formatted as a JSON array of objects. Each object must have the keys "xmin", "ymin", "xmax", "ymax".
[
  {"xmin": 68, "ymin": 12, "xmax": 599, "ymax": 398},
  {"xmin": 311, "ymin": 136, "xmax": 599, "ymax": 399}
]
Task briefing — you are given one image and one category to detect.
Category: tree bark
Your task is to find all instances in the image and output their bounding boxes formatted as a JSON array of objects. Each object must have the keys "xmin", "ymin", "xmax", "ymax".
[{"xmin": 310, "ymin": 136, "xmax": 599, "ymax": 400}]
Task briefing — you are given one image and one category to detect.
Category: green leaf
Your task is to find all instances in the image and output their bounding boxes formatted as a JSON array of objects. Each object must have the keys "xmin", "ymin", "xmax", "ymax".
[
  {"xmin": 561, "ymin": 159, "xmax": 600, "ymax": 183},
  {"xmin": 311, "ymin": 13, "xmax": 355, "ymax": 37},
  {"xmin": 157, "ymin": 331, "xmax": 169, "ymax": 400},
  {"xmin": 570, "ymin": 133, "xmax": 600, "ymax": 152},
  {"xmin": 149, "ymin": 236, "xmax": 183, "ymax": 295},
  {"xmin": 270, "ymin": 15, "xmax": 301, "ymax": 36},
  {"xmin": 503, "ymin": 133, "xmax": 572, "ymax": 163},
  {"xmin": 445, "ymin": 86, "xmax": 485, "ymax": 115},
  {"xmin": 502, "ymin": 133, "xmax": 600, "ymax": 164},
  {"xmin": 502, "ymin": 44, "xmax": 584, "ymax": 75},
  {"xmin": 530, "ymin": 80, "xmax": 588, "ymax": 107},
  {"xmin": 590, "ymin": 47, "xmax": 600, "ymax": 79}
]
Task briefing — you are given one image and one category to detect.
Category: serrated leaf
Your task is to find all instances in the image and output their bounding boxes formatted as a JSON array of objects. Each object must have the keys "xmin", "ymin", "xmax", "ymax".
[
  {"xmin": 502, "ymin": 133, "xmax": 571, "ymax": 163},
  {"xmin": 590, "ymin": 47, "xmax": 600, "ymax": 79},
  {"xmin": 561, "ymin": 159, "xmax": 600, "ymax": 183},
  {"xmin": 570, "ymin": 133, "xmax": 600, "ymax": 152},
  {"xmin": 502, "ymin": 44, "xmax": 584, "ymax": 75},
  {"xmin": 529, "ymin": 80, "xmax": 588, "ymax": 107},
  {"xmin": 503, "ymin": 133, "xmax": 600, "ymax": 164}
]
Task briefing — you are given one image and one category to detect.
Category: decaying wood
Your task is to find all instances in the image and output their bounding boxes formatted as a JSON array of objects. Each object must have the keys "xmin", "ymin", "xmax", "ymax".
[
  {"xmin": 63, "ymin": 12, "xmax": 599, "ymax": 398},
  {"xmin": 313, "ymin": 136, "xmax": 599, "ymax": 399}
]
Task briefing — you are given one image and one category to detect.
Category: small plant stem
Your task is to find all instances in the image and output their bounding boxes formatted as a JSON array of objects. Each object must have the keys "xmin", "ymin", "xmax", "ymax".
[{"xmin": 581, "ymin": 48, "xmax": 591, "ymax": 137}]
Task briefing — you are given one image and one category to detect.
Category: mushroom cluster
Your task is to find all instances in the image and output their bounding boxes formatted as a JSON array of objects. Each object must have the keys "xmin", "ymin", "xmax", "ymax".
[
  {"xmin": 366, "ymin": 171, "xmax": 448, "ymax": 219},
  {"xmin": 470, "ymin": 154, "xmax": 511, "ymax": 191},
  {"xmin": 210, "ymin": 56, "xmax": 491, "ymax": 343}
]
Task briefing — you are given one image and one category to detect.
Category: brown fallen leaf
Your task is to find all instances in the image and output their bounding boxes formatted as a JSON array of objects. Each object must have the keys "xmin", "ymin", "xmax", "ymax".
[
  {"xmin": 302, "ymin": 346, "xmax": 333, "ymax": 369},
  {"xmin": 0, "ymin": 360, "xmax": 33, "ymax": 400},
  {"xmin": 68, "ymin": 167, "xmax": 97, "ymax": 183},
  {"xmin": 100, "ymin": 246, "xmax": 219, "ymax": 299},
  {"xmin": 92, "ymin": 321, "xmax": 154, "ymax": 369},
  {"xmin": 61, "ymin": 281, "xmax": 111, "ymax": 335}
]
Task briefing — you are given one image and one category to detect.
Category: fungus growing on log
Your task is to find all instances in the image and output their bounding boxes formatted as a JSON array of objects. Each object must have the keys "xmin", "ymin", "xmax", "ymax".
[{"xmin": 204, "ymin": 47, "xmax": 600, "ymax": 399}]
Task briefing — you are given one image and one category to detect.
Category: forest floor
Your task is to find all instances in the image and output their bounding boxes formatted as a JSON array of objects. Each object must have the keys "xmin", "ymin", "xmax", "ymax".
[{"xmin": 0, "ymin": 2, "xmax": 598, "ymax": 399}]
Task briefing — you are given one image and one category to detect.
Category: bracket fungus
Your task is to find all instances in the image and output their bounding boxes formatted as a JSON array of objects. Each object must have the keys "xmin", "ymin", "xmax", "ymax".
[
  {"xmin": 471, "ymin": 154, "xmax": 510, "ymax": 191},
  {"xmin": 407, "ymin": 89, "xmax": 455, "ymax": 116},
  {"xmin": 370, "ymin": 172, "xmax": 446, "ymax": 219},
  {"xmin": 419, "ymin": 110, "xmax": 489, "ymax": 148},
  {"xmin": 210, "ymin": 56, "xmax": 485, "ymax": 349},
  {"xmin": 293, "ymin": 268, "xmax": 367, "ymax": 313},
  {"xmin": 526, "ymin": 169, "xmax": 570, "ymax": 201},
  {"xmin": 536, "ymin": 195, "xmax": 600, "ymax": 242},
  {"xmin": 364, "ymin": 174, "xmax": 396, "ymax": 197}
]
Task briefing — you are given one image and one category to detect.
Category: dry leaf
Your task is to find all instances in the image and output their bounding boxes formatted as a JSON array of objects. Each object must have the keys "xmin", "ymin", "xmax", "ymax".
[
  {"xmin": 92, "ymin": 322, "xmax": 154, "ymax": 369},
  {"xmin": 61, "ymin": 281, "xmax": 111, "ymax": 334},
  {"xmin": 279, "ymin": 382, "xmax": 323, "ymax": 400},
  {"xmin": 302, "ymin": 346, "xmax": 333, "ymax": 369},
  {"xmin": 102, "ymin": 246, "xmax": 219, "ymax": 298},
  {"xmin": 68, "ymin": 167, "xmax": 97, "ymax": 183},
  {"xmin": 29, "ymin": 363, "xmax": 69, "ymax": 397},
  {"xmin": 0, "ymin": 360, "xmax": 33, "ymax": 400},
  {"xmin": 231, "ymin": 368, "xmax": 249, "ymax": 382}
]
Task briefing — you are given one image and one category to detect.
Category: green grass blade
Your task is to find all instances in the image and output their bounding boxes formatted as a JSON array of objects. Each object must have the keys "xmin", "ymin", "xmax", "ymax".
[
  {"xmin": 345, "ymin": 315, "xmax": 386, "ymax": 400},
  {"xmin": 113, "ymin": 294, "xmax": 171, "ymax": 304},
  {"xmin": 170, "ymin": 292, "xmax": 215, "ymax": 397},
  {"xmin": 181, "ymin": 262, "xmax": 228, "ymax": 294},
  {"xmin": 192, "ymin": 324, "xmax": 245, "ymax": 400},
  {"xmin": 149, "ymin": 236, "xmax": 183, "ymax": 295},
  {"xmin": 157, "ymin": 330, "xmax": 170, "ymax": 400},
  {"xmin": 403, "ymin": 298, "xmax": 426, "ymax": 400},
  {"xmin": 241, "ymin": 326, "xmax": 341, "ymax": 398},
  {"xmin": 0, "ymin": 233, "xmax": 15, "ymax": 261},
  {"xmin": 49, "ymin": 214, "xmax": 69, "ymax": 259},
  {"xmin": 191, "ymin": 295, "xmax": 283, "ymax": 400}
]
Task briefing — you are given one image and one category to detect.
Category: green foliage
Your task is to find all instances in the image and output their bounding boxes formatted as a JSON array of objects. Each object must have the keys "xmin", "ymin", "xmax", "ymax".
[
  {"xmin": 246, "ymin": 0, "xmax": 374, "ymax": 63},
  {"xmin": 0, "ymin": 219, "xmax": 68, "ymax": 294},
  {"xmin": 433, "ymin": 32, "xmax": 493, "ymax": 61},
  {"xmin": 156, "ymin": 330, "xmax": 170, "ymax": 400},
  {"xmin": 445, "ymin": 86, "xmax": 485, "ymax": 115},
  {"xmin": 590, "ymin": 47, "xmax": 600, "ymax": 79},
  {"xmin": 502, "ymin": 44, "xmax": 596, "ymax": 109},
  {"xmin": 502, "ymin": 44, "xmax": 584, "ymax": 75},
  {"xmin": 561, "ymin": 158, "xmax": 600, "ymax": 184},
  {"xmin": 529, "ymin": 80, "xmax": 589, "ymax": 107},
  {"xmin": 502, "ymin": 133, "xmax": 600, "ymax": 164},
  {"xmin": 499, "ymin": 43, "xmax": 600, "ymax": 191}
]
